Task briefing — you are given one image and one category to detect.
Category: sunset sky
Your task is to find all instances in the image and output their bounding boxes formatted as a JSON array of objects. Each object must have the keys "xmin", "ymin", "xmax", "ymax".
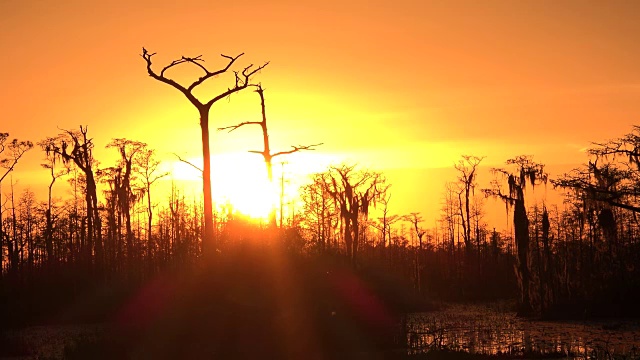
[{"xmin": 2, "ymin": 0, "xmax": 640, "ymax": 227}]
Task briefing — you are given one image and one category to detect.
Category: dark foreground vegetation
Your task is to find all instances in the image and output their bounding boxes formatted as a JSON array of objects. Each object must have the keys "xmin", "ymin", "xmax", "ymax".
[{"xmin": 0, "ymin": 240, "xmax": 425, "ymax": 359}]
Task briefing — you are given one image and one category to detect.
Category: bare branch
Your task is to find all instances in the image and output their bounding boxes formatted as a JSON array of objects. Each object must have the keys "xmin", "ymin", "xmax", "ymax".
[
  {"xmin": 187, "ymin": 53, "xmax": 244, "ymax": 92},
  {"xmin": 207, "ymin": 61, "xmax": 269, "ymax": 106},
  {"xmin": 173, "ymin": 153, "xmax": 203, "ymax": 175},
  {"xmin": 141, "ymin": 48, "xmax": 201, "ymax": 106},
  {"xmin": 0, "ymin": 135, "xmax": 34, "ymax": 183},
  {"xmin": 272, "ymin": 143, "xmax": 323, "ymax": 158},
  {"xmin": 218, "ymin": 121, "xmax": 262, "ymax": 133}
]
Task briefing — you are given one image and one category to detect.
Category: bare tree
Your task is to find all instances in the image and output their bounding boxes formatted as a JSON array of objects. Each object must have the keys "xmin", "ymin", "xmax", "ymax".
[
  {"xmin": 404, "ymin": 212, "xmax": 426, "ymax": 294},
  {"xmin": 37, "ymin": 140, "xmax": 68, "ymax": 264},
  {"xmin": 1, "ymin": 133, "xmax": 33, "ymax": 274},
  {"xmin": 141, "ymin": 48, "xmax": 267, "ymax": 255},
  {"xmin": 135, "ymin": 148, "xmax": 169, "ymax": 265},
  {"xmin": 553, "ymin": 126, "xmax": 640, "ymax": 219},
  {"xmin": 42, "ymin": 126, "xmax": 102, "ymax": 274},
  {"xmin": 454, "ymin": 155, "xmax": 484, "ymax": 254},
  {"xmin": 299, "ymin": 172, "xmax": 339, "ymax": 253},
  {"xmin": 107, "ymin": 139, "xmax": 146, "ymax": 265},
  {"xmin": 404, "ymin": 212, "xmax": 426, "ymax": 249},
  {"xmin": 374, "ymin": 193, "xmax": 399, "ymax": 248},
  {"xmin": 441, "ymin": 182, "xmax": 459, "ymax": 254},
  {"xmin": 219, "ymin": 84, "xmax": 321, "ymax": 227},
  {"xmin": 322, "ymin": 165, "xmax": 388, "ymax": 266},
  {"xmin": 1, "ymin": 133, "xmax": 33, "ymax": 184}
]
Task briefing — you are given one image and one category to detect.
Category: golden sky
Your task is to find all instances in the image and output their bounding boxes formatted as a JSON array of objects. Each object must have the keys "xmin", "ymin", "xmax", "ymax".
[{"xmin": 2, "ymin": 0, "xmax": 640, "ymax": 227}]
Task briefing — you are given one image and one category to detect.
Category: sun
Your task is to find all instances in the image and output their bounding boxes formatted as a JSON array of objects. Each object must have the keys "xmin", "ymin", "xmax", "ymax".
[
  {"xmin": 212, "ymin": 153, "xmax": 279, "ymax": 221},
  {"xmin": 166, "ymin": 153, "xmax": 277, "ymax": 221},
  {"xmin": 165, "ymin": 151, "xmax": 340, "ymax": 223}
]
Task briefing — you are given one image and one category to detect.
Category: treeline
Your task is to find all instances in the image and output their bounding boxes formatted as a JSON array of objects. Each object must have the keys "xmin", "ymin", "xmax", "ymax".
[{"xmin": 3, "ymin": 126, "xmax": 640, "ymax": 326}]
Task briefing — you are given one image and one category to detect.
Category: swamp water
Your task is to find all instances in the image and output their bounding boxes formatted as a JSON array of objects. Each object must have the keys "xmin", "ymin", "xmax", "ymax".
[
  {"xmin": 405, "ymin": 304, "xmax": 640, "ymax": 359},
  {"xmin": 4, "ymin": 304, "xmax": 640, "ymax": 359}
]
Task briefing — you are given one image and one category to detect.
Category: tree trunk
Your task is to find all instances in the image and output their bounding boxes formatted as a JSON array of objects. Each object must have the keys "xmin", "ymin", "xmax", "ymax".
[
  {"xmin": 514, "ymin": 197, "xmax": 532, "ymax": 316},
  {"xmin": 45, "ymin": 177, "xmax": 55, "ymax": 265},
  {"xmin": 344, "ymin": 216, "xmax": 353, "ymax": 261},
  {"xmin": 87, "ymin": 172, "xmax": 102, "ymax": 276},
  {"xmin": 256, "ymin": 88, "xmax": 278, "ymax": 228},
  {"xmin": 352, "ymin": 213, "xmax": 359, "ymax": 267},
  {"xmin": 10, "ymin": 187, "xmax": 18, "ymax": 273},
  {"xmin": 147, "ymin": 184, "xmax": 153, "ymax": 269},
  {"xmin": 200, "ymin": 107, "xmax": 215, "ymax": 256},
  {"xmin": 85, "ymin": 180, "xmax": 94, "ymax": 271}
]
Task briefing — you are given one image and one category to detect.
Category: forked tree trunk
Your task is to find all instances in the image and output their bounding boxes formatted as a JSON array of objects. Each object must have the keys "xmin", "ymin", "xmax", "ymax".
[{"xmin": 142, "ymin": 48, "xmax": 267, "ymax": 257}]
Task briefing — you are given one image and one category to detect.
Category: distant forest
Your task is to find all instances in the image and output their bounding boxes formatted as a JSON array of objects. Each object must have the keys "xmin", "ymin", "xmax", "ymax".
[{"xmin": 2, "ymin": 50, "xmax": 640, "ymax": 332}]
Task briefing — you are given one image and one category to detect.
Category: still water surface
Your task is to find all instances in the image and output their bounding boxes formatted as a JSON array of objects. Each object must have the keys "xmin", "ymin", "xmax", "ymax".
[{"xmin": 406, "ymin": 304, "xmax": 640, "ymax": 358}]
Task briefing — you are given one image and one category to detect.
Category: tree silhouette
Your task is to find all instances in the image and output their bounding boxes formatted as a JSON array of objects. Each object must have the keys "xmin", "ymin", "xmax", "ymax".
[
  {"xmin": 42, "ymin": 126, "xmax": 102, "ymax": 274},
  {"xmin": 554, "ymin": 126, "xmax": 640, "ymax": 215},
  {"xmin": 106, "ymin": 139, "xmax": 146, "ymax": 267},
  {"xmin": 454, "ymin": 155, "xmax": 484, "ymax": 255},
  {"xmin": 299, "ymin": 172, "xmax": 339, "ymax": 253},
  {"xmin": 134, "ymin": 148, "xmax": 168, "ymax": 270},
  {"xmin": 37, "ymin": 140, "xmax": 68, "ymax": 265},
  {"xmin": 374, "ymin": 193, "xmax": 399, "ymax": 248},
  {"xmin": 322, "ymin": 165, "xmax": 388, "ymax": 266},
  {"xmin": 0, "ymin": 133, "xmax": 33, "ymax": 184},
  {"xmin": 141, "ymin": 48, "xmax": 267, "ymax": 255},
  {"xmin": 404, "ymin": 212, "xmax": 426, "ymax": 294},
  {"xmin": 483, "ymin": 155, "xmax": 547, "ymax": 315},
  {"xmin": 1, "ymin": 133, "xmax": 33, "ymax": 276},
  {"xmin": 219, "ymin": 84, "xmax": 321, "ymax": 227}
]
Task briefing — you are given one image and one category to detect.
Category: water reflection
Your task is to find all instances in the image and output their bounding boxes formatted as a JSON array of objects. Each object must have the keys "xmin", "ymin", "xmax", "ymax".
[{"xmin": 406, "ymin": 304, "xmax": 640, "ymax": 359}]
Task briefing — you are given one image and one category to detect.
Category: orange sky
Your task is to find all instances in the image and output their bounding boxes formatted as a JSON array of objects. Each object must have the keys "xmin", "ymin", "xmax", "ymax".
[{"xmin": 2, "ymin": 0, "xmax": 640, "ymax": 228}]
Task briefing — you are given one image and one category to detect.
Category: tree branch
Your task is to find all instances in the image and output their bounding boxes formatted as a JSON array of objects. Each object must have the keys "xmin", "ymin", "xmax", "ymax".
[
  {"xmin": 272, "ymin": 143, "xmax": 323, "ymax": 158},
  {"xmin": 218, "ymin": 121, "xmax": 263, "ymax": 133},
  {"xmin": 141, "ymin": 48, "xmax": 203, "ymax": 107},
  {"xmin": 207, "ymin": 61, "xmax": 269, "ymax": 106},
  {"xmin": 173, "ymin": 153, "xmax": 203, "ymax": 175},
  {"xmin": 186, "ymin": 53, "xmax": 245, "ymax": 92}
]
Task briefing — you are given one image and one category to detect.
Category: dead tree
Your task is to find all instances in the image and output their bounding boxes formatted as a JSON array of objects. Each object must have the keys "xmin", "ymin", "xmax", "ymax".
[
  {"xmin": 1, "ymin": 133, "xmax": 33, "ymax": 184},
  {"xmin": 141, "ymin": 48, "xmax": 267, "ymax": 255},
  {"xmin": 43, "ymin": 126, "xmax": 102, "ymax": 274},
  {"xmin": 37, "ymin": 140, "xmax": 68, "ymax": 264},
  {"xmin": 374, "ymin": 193, "xmax": 399, "ymax": 248},
  {"xmin": 323, "ymin": 165, "xmax": 388, "ymax": 266},
  {"xmin": 134, "ymin": 148, "xmax": 168, "ymax": 268},
  {"xmin": 107, "ymin": 139, "xmax": 146, "ymax": 266},
  {"xmin": 405, "ymin": 213, "xmax": 426, "ymax": 249},
  {"xmin": 0, "ymin": 133, "xmax": 33, "ymax": 275},
  {"xmin": 454, "ymin": 155, "xmax": 484, "ymax": 254},
  {"xmin": 219, "ymin": 84, "xmax": 321, "ymax": 227},
  {"xmin": 553, "ymin": 126, "xmax": 640, "ymax": 240},
  {"xmin": 405, "ymin": 212, "xmax": 426, "ymax": 294},
  {"xmin": 299, "ymin": 172, "xmax": 341, "ymax": 253},
  {"xmin": 483, "ymin": 155, "xmax": 547, "ymax": 316}
]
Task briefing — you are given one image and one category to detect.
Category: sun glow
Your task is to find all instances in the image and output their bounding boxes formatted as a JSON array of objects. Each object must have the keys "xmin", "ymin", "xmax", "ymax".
[
  {"xmin": 166, "ymin": 153, "xmax": 278, "ymax": 221},
  {"xmin": 162, "ymin": 150, "xmax": 341, "ymax": 222}
]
